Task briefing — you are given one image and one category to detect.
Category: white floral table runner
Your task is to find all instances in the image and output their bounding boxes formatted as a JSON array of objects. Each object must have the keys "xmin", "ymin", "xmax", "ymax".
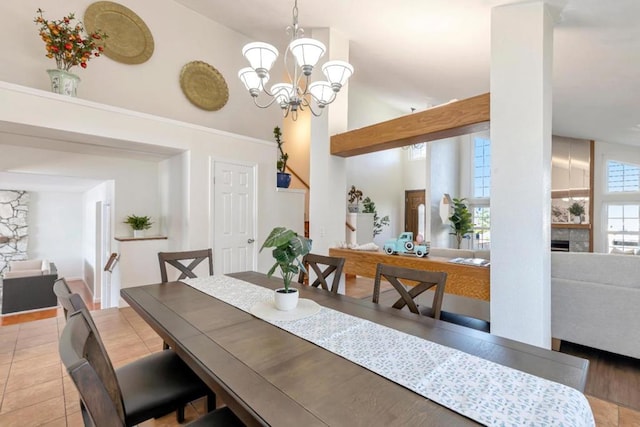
[{"xmin": 183, "ymin": 276, "xmax": 595, "ymax": 427}]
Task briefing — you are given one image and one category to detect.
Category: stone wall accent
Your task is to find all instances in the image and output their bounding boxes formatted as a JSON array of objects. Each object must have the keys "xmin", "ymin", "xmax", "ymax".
[
  {"xmin": 551, "ymin": 227, "xmax": 589, "ymax": 253},
  {"xmin": 0, "ymin": 190, "xmax": 29, "ymax": 275}
]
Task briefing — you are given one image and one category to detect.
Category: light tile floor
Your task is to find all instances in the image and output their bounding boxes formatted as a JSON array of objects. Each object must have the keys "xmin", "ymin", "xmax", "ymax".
[
  {"xmin": 0, "ymin": 307, "xmax": 209, "ymax": 426},
  {"xmin": 0, "ymin": 286, "xmax": 639, "ymax": 426}
]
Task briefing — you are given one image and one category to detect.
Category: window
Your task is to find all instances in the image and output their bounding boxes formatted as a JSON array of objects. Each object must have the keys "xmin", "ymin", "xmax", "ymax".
[
  {"xmin": 470, "ymin": 135, "xmax": 491, "ymax": 249},
  {"xmin": 607, "ymin": 160, "xmax": 640, "ymax": 193},
  {"xmin": 407, "ymin": 143, "xmax": 426, "ymax": 161},
  {"xmin": 472, "ymin": 206, "xmax": 491, "ymax": 249},
  {"xmin": 473, "ymin": 136, "xmax": 491, "ymax": 198},
  {"xmin": 605, "ymin": 159, "xmax": 640, "ymax": 253},
  {"xmin": 606, "ymin": 204, "xmax": 640, "ymax": 252}
]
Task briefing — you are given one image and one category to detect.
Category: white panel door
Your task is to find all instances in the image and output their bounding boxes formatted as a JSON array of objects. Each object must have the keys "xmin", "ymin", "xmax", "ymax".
[{"xmin": 214, "ymin": 161, "xmax": 256, "ymax": 274}]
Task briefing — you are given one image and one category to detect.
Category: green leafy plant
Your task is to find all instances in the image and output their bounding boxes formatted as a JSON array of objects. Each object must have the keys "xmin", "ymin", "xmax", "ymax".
[
  {"xmin": 274, "ymin": 126, "xmax": 288, "ymax": 173},
  {"xmin": 260, "ymin": 227, "xmax": 312, "ymax": 292},
  {"xmin": 34, "ymin": 8, "xmax": 108, "ymax": 71},
  {"xmin": 568, "ymin": 201, "xmax": 585, "ymax": 217},
  {"xmin": 449, "ymin": 198, "xmax": 474, "ymax": 249},
  {"xmin": 124, "ymin": 215, "xmax": 153, "ymax": 231},
  {"xmin": 362, "ymin": 196, "xmax": 390, "ymax": 237}
]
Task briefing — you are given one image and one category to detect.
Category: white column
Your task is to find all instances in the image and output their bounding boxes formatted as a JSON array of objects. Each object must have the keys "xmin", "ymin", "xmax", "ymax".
[
  {"xmin": 490, "ymin": 2, "xmax": 555, "ymax": 348},
  {"xmin": 309, "ymin": 28, "xmax": 349, "ymax": 256}
]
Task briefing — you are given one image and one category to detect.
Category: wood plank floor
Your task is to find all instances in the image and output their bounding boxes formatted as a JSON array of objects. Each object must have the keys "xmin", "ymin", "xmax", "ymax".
[{"xmin": 0, "ymin": 277, "xmax": 638, "ymax": 426}]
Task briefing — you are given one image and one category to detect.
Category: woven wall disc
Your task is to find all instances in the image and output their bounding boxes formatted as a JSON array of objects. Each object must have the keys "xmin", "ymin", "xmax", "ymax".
[
  {"xmin": 179, "ymin": 61, "xmax": 229, "ymax": 111},
  {"xmin": 85, "ymin": 1, "xmax": 154, "ymax": 65}
]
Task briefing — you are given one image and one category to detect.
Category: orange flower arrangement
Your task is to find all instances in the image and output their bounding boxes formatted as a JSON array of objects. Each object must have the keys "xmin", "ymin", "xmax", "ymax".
[{"xmin": 34, "ymin": 8, "xmax": 108, "ymax": 71}]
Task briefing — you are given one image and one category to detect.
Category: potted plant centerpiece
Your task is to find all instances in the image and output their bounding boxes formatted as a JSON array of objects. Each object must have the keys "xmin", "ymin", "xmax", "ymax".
[
  {"xmin": 568, "ymin": 201, "xmax": 585, "ymax": 224},
  {"xmin": 449, "ymin": 198, "xmax": 474, "ymax": 249},
  {"xmin": 34, "ymin": 8, "xmax": 107, "ymax": 96},
  {"xmin": 124, "ymin": 214, "xmax": 153, "ymax": 238},
  {"xmin": 260, "ymin": 227, "xmax": 312, "ymax": 311},
  {"xmin": 274, "ymin": 126, "xmax": 291, "ymax": 188}
]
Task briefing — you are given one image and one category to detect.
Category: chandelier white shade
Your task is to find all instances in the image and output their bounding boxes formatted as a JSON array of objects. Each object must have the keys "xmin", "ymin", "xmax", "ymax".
[{"xmin": 237, "ymin": 0, "xmax": 353, "ymax": 120}]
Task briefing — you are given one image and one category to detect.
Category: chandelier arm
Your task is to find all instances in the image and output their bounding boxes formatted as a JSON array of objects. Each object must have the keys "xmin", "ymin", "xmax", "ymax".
[
  {"xmin": 252, "ymin": 95, "xmax": 283, "ymax": 109},
  {"xmin": 299, "ymin": 96, "xmax": 324, "ymax": 117},
  {"xmin": 309, "ymin": 90, "xmax": 337, "ymax": 106}
]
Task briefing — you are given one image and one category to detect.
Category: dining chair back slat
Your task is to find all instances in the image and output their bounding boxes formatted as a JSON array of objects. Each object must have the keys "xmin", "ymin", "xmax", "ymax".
[
  {"xmin": 297, "ymin": 253, "xmax": 345, "ymax": 294},
  {"xmin": 373, "ymin": 264, "xmax": 447, "ymax": 319},
  {"xmin": 60, "ymin": 309, "xmax": 127, "ymax": 426},
  {"xmin": 53, "ymin": 278, "xmax": 86, "ymax": 320},
  {"xmin": 60, "ymin": 307, "xmax": 218, "ymax": 426},
  {"xmin": 158, "ymin": 249, "xmax": 213, "ymax": 282}
]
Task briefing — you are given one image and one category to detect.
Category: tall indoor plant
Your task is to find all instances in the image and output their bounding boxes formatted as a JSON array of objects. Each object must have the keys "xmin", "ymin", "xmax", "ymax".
[
  {"xmin": 449, "ymin": 198, "xmax": 474, "ymax": 249},
  {"xmin": 362, "ymin": 196, "xmax": 390, "ymax": 237},
  {"xmin": 260, "ymin": 227, "xmax": 311, "ymax": 310},
  {"xmin": 274, "ymin": 126, "xmax": 291, "ymax": 188},
  {"xmin": 34, "ymin": 8, "xmax": 107, "ymax": 96}
]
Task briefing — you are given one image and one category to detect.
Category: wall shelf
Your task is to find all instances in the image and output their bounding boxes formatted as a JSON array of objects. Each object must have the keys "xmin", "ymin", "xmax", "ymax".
[
  {"xmin": 551, "ymin": 223, "xmax": 591, "ymax": 230},
  {"xmin": 115, "ymin": 236, "xmax": 168, "ymax": 242}
]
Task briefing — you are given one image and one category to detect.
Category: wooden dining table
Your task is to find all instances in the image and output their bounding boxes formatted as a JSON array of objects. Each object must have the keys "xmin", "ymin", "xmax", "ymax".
[{"xmin": 121, "ymin": 271, "xmax": 590, "ymax": 427}]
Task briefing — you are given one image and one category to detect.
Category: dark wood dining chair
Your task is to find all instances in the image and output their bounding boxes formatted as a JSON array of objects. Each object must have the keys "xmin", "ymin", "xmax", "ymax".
[
  {"xmin": 373, "ymin": 263, "xmax": 447, "ymax": 320},
  {"xmin": 53, "ymin": 277, "xmax": 85, "ymax": 320},
  {"xmin": 297, "ymin": 253, "xmax": 345, "ymax": 294},
  {"xmin": 158, "ymin": 248, "xmax": 213, "ymax": 282},
  {"xmin": 59, "ymin": 308, "xmax": 219, "ymax": 426}
]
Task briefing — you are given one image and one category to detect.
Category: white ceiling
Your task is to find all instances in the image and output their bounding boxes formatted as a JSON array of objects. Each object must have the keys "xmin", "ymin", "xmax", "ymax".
[{"xmin": 175, "ymin": 0, "xmax": 640, "ymax": 146}]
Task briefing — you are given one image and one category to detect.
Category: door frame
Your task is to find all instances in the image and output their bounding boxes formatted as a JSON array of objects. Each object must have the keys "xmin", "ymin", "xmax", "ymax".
[
  {"xmin": 405, "ymin": 189, "xmax": 426, "ymax": 238},
  {"xmin": 210, "ymin": 157, "xmax": 259, "ymax": 273}
]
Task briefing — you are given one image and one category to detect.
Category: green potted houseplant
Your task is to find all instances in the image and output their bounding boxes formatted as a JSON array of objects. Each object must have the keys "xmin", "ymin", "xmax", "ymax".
[
  {"xmin": 449, "ymin": 198, "xmax": 474, "ymax": 249},
  {"xmin": 274, "ymin": 126, "xmax": 291, "ymax": 188},
  {"xmin": 124, "ymin": 214, "xmax": 153, "ymax": 238},
  {"xmin": 568, "ymin": 201, "xmax": 585, "ymax": 224},
  {"xmin": 260, "ymin": 227, "xmax": 312, "ymax": 311}
]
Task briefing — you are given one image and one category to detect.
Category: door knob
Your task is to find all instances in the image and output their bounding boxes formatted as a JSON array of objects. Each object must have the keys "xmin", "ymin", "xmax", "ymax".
[{"xmin": 247, "ymin": 238, "xmax": 255, "ymax": 244}]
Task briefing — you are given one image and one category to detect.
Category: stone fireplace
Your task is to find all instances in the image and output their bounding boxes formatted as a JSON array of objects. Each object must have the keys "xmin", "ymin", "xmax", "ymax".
[
  {"xmin": 551, "ymin": 227, "xmax": 589, "ymax": 252},
  {"xmin": 0, "ymin": 190, "xmax": 29, "ymax": 275}
]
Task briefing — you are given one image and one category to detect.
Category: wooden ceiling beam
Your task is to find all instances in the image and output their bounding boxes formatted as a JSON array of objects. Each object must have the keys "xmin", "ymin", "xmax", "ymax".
[{"xmin": 330, "ymin": 93, "xmax": 490, "ymax": 157}]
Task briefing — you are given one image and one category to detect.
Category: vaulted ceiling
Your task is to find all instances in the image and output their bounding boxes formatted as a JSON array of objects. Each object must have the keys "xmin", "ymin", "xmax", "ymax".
[{"xmin": 175, "ymin": 0, "xmax": 640, "ymax": 147}]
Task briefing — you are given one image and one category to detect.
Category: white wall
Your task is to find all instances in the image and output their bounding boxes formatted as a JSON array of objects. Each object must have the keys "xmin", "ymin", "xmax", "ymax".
[
  {"xmin": 82, "ymin": 181, "xmax": 113, "ymax": 298},
  {"xmin": 346, "ymin": 149, "xmax": 404, "ymax": 246},
  {"xmin": 0, "ymin": 144, "xmax": 162, "ymax": 238},
  {"xmin": 27, "ymin": 191, "xmax": 83, "ymax": 279},
  {"xmin": 430, "ymin": 137, "xmax": 462, "ymax": 248},
  {"xmin": 1, "ymin": 0, "xmax": 280, "ymax": 140}
]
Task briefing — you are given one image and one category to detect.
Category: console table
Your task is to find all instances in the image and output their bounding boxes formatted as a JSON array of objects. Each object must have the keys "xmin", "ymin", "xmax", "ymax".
[{"xmin": 328, "ymin": 248, "xmax": 490, "ymax": 301}]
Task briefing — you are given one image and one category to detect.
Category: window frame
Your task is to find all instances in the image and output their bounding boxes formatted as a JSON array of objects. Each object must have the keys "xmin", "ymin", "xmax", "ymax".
[{"xmin": 602, "ymin": 157, "xmax": 640, "ymax": 253}]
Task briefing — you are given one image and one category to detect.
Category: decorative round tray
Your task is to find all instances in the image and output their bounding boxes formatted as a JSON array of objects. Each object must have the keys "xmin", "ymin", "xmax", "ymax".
[
  {"xmin": 179, "ymin": 61, "xmax": 229, "ymax": 111},
  {"xmin": 84, "ymin": 1, "xmax": 154, "ymax": 64},
  {"xmin": 250, "ymin": 299, "xmax": 321, "ymax": 321}
]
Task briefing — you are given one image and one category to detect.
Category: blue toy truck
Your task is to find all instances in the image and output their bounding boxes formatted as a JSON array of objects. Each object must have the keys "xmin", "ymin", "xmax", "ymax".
[{"xmin": 382, "ymin": 232, "xmax": 430, "ymax": 257}]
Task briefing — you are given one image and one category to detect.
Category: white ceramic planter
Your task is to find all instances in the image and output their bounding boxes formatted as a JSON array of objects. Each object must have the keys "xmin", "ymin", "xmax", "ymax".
[
  {"xmin": 47, "ymin": 69, "xmax": 80, "ymax": 97},
  {"xmin": 133, "ymin": 230, "xmax": 145, "ymax": 238},
  {"xmin": 274, "ymin": 288, "xmax": 299, "ymax": 311}
]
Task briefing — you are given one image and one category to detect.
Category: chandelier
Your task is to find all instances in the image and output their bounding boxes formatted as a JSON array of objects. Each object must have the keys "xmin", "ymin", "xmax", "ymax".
[{"xmin": 237, "ymin": 0, "xmax": 354, "ymax": 121}]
